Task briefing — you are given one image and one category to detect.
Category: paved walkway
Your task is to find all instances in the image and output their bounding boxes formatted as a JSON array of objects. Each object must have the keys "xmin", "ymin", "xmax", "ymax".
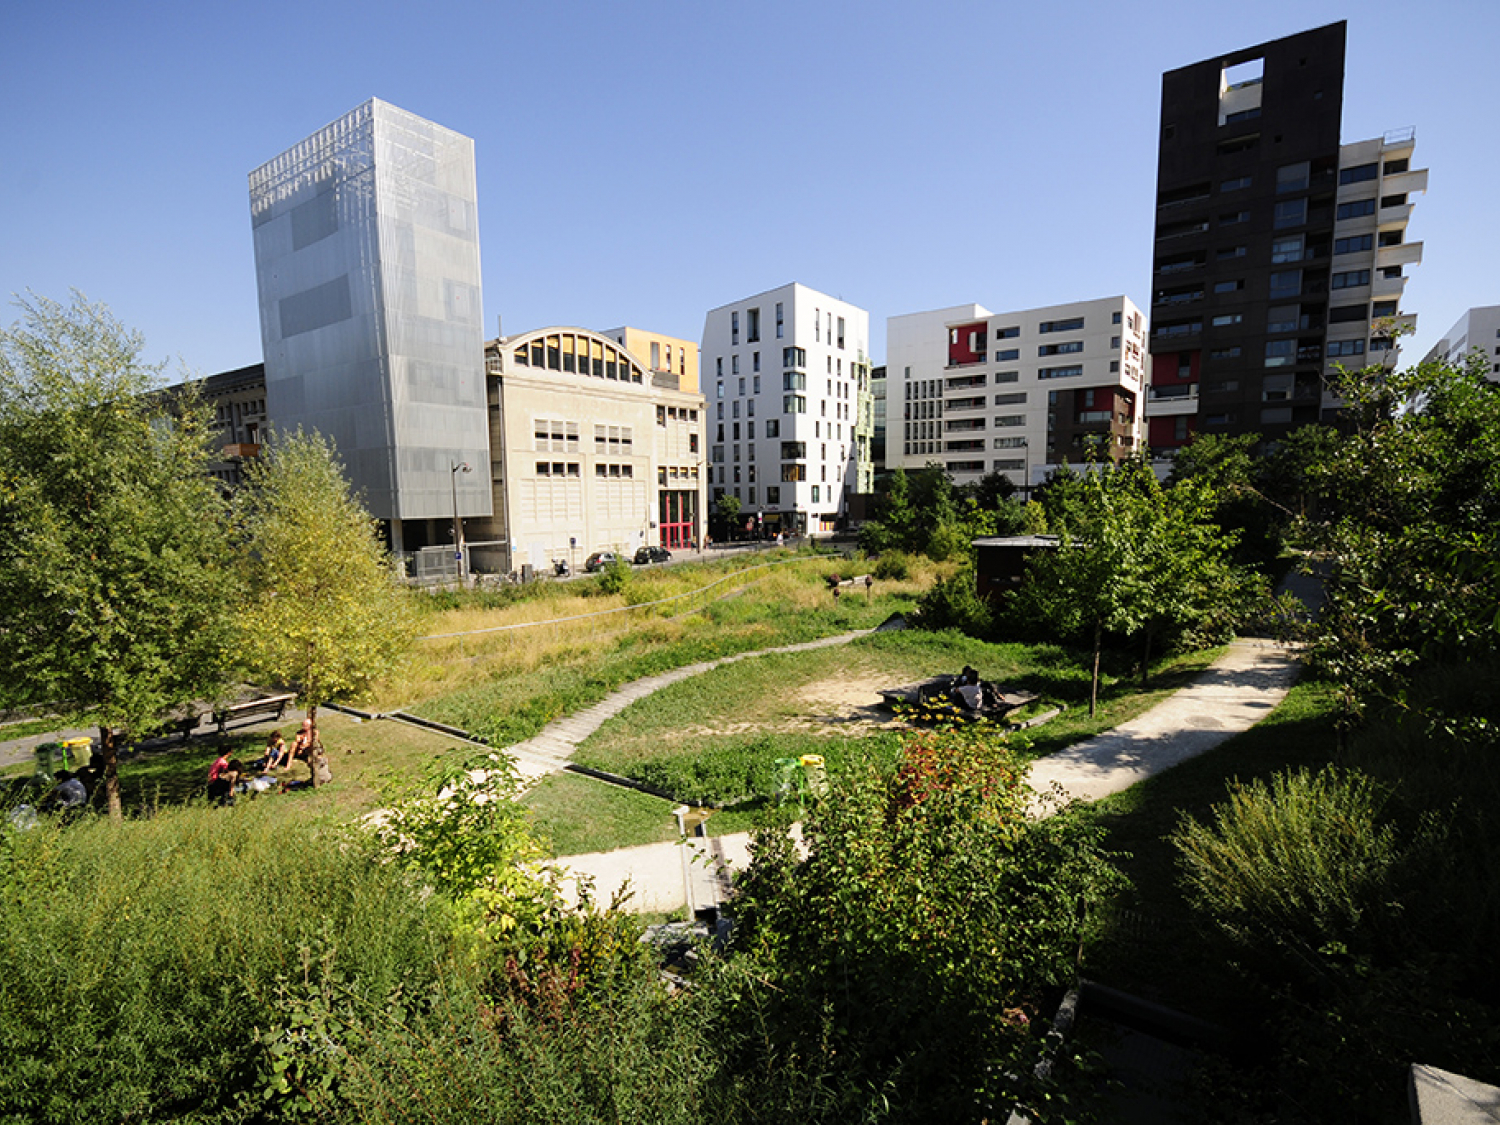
[
  {"xmin": 555, "ymin": 638, "xmax": 1301, "ymax": 914},
  {"xmin": 1026, "ymin": 638, "xmax": 1300, "ymax": 807},
  {"xmin": 502, "ymin": 630, "xmax": 871, "ymax": 777}
]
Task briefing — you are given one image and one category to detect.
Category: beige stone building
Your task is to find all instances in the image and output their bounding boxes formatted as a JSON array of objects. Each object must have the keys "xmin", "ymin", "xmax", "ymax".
[{"xmin": 470, "ymin": 327, "xmax": 706, "ymax": 575}]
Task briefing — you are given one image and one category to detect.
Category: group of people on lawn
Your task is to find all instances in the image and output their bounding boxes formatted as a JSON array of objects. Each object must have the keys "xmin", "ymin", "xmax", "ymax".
[{"xmin": 206, "ymin": 716, "xmax": 332, "ymax": 805}]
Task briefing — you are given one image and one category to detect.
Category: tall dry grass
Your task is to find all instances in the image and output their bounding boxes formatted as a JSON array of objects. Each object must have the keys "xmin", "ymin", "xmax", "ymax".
[{"xmin": 372, "ymin": 553, "xmax": 936, "ymax": 714}]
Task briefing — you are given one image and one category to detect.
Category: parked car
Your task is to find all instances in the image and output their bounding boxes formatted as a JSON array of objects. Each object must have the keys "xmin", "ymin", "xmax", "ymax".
[
  {"xmin": 584, "ymin": 551, "xmax": 618, "ymax": 573},
  {"xmin": 633, "ymin": 545, "xmax": 672, "ymax": 565}
]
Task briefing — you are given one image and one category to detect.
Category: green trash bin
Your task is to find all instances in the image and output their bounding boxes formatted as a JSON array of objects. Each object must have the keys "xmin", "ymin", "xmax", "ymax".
[
  {"xmin": 773, "ymin": 757, "xmax": 801, "ymax": 803},
  {"xmin": 33, "ymin": 742, "xmax": 59, "ymax": 783}
]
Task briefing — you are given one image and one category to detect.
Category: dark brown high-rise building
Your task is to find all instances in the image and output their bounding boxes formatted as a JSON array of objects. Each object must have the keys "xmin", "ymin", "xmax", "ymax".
[{"xmin": 1146, "ymin": 22, "xmax": 1425, "ymax": 452}]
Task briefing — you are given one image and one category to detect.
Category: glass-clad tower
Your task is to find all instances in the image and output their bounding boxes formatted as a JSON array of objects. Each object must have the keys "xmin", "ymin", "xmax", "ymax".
[{"xmin": 248, "ymin": 99, "xmax": 491, "ymax": 551}]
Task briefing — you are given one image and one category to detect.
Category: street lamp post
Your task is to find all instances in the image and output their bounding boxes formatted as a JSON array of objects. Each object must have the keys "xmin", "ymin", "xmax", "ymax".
[{"xmin": 450, "ymin": 460, "xmax": 471, "ymax": 586}]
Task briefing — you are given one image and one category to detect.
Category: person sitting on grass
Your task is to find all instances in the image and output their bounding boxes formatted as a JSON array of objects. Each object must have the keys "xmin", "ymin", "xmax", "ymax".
[
  {"xmin": 292, "ymin": 717, "xmax": 333, "ymax": 787},
  {"xmin": 206, "ymin": 759, "xmax": 243, "ymax": 807},
  {"xmin": 260, "ymin": 730, "xmax": 289, "ymax": 772}
]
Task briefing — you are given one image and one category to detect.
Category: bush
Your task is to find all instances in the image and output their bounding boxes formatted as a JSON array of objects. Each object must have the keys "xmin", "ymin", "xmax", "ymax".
[
  {"xmin": 913, "ymin": 564, "xmax": 993, "ymax": 637},
  {"xmin": 855, "ymin": 519, "xmax": 892, "ymax": 555},
  {"xmin": 598, "ymin": 555, "xmax": 632, "ymax": 595},
  {"xmin": 871, "ymin": 550, "xmax": 911, "ymax": 581},
  {"xmin": 723, "ymin": 726, "xmax": 1124, "ymax": 1120},
  {"xmin": 1172, "ymin": 765, "xmax": 1415, "ymax": 963},
  {"xmin": 925, "ymin": 520, "xmax": 970, "ymax": 563}
]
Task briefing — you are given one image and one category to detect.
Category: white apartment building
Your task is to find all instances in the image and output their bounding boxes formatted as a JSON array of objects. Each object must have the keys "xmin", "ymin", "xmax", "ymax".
[
  {"xmin": 887, "ymin": 296, "xmax": 1146, "ymax": 495},
  {"xmin": 701, "ymin": 283, "xmax": 873, "ymax": 536},
  {"xmin": 1423, "ymin": 305, "xmax": 1500, "ymax": 382},
  {"xmin": 1320, "ymin": 132, "xmax": 1428, "ymax": 413}
]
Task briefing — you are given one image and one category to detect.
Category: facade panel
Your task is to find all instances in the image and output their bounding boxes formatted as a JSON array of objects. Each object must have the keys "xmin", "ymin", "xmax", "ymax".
[{"xmin": 249, "ymin": 99, "xmax": 491, "ymax": 543}]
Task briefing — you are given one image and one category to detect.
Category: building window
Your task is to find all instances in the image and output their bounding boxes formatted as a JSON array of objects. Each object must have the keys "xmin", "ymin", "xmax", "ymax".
[
  {"xmin": 766, "ymin": 419, "xmax": 779, "ymax": 437},
  {"xmin": 1219, "ymin": 210, "xmax": 1250, "ymax": 226},
  {"xmin": 1267, "ymin": 305, "xmax": 1299, "ymax": 334},
  {"xmin": 1221, "ymin": 175, "xmax": 1253, "ymax": 191},
  {"xmin": 996, "ymin": 348, "xmax": 1019, "ymax": 361},
  {"xmin": 783, "ymin": 394, "xmax": 806, "ymax": 414},
  {"xmin": 1038, "ymin": 341, "xmax": 1083, "ymax": 357},
  {"xmin": 1269, "ymin": 270, "xmax": 1302, "ymax": 298},
  {"xmin": 731, "ymin": 311, "xmax": 739, "ymax": 345},
  {"xmin": 782, "ymin": 346, "xmax": 805, "ymax": 368},
  {"xmin": 1276, "ymin": 161, "xmax": 1310, "ymax": 193},
  {"xmin": 1265, "ymin": 340, "xmax": 1295, "ymax": 367},
  {"xmin": 996, "ymin": 325, "xmax": 1020, "ymax": 339},
  {"xmin": 1038, "ymin": 317, "xmax": 1084, "ymax": 334},
  {"xmin": 1211, "ymin": 314, "xmax": 1243, "ymax": 327},
  {"xmin": 1334, "ymin": 234, "xmax": 1374, "ymax": 255},
  {"xmin": 1327, "ymin": 339, "xmax": 1365, "ymax": 358},
  {"xmin": 746, "ymin": 307, "xmax": 760, "ymax": 343},
  {"xmin": 1336, "ymin": 199, "xmax": 1377, "ymax": 220},
  {"xmin": 1271, "ymin": 235, "xmax": 1304, "ymax": 263},
  {"xmin": 1331, "ymin": 270, "xmax": 1371, "ymax": 290},
  {"xmin": 1339, "ymin": 163, "xmax": 1378, "ymax": 185},
  {"xmin": 1273, "ymin": 198, "xmax": 1306, "ymax": 229},
  {"xmin": 775, "ymin": 302, "xmax": 784, "ymax": 338},
  {"xmin": 1038, "ymin": 365, "xmax": 1083, "ymax": 380}
]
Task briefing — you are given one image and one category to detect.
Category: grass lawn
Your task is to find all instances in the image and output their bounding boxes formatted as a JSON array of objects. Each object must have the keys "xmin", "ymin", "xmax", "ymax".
[
  {"xmin": 521, "ymin": 772, "xmax": 680, "ymax": 856},
  {"xmin": 549, "ymin": 630, "xmax": 1232, "ymax": 848},
  {"xmin": 3, "ymin": 712, "xmax": 484, "ymax": 824}
]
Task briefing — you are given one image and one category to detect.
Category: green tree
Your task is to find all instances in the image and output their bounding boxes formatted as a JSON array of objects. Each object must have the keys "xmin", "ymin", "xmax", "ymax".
[
  {"xmin": 236, "ymin": 429, "xmax": 413, "ymax": 740},
  {"xmin": 1292, "ymin": 353, "xmax": 1500, "ymax": 730},
  {"xmin": 0, "ymin": 293, "xmax": 239, "ymax": 818},
  {"xmin": 713, "ymin": 492, "xmax": 742, "ymax": 540},
  {"xmin": 1010, "ymin": 458, "xmax": 1254, "ymax": 714}
]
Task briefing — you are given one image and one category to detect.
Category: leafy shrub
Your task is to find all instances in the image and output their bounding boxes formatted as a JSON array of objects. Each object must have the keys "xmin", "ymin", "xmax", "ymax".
[
  {"xmin": 598, "ymin": 554, "xmax": 632, "ymax": 595},
  {"xmin": 1172, "ymin": 765, "xmax": 1415, "ymax": 962},
  {"xmin": 924, "ymin": 520, "xmax": 970, "ymax": 563},
  {"xmin": 855, "ymin": 519, "xmax": 892, "ymax": 555},
  {"xmin": 871, "ymin": 550, "xmax": 911, "ymax": 581},
  {"xmin": 913, "ymin": 563, "xmax": 993, "ymax": 637},
  {"xmin": 724, "ymin": 726, "xmax": 1124, "ymax": 1120}
]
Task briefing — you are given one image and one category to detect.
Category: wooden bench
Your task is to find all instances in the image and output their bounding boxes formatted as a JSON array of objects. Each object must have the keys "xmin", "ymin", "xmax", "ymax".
[{"xmin": 213, "ymin": 694, "xmax": 296, "ymax": 734}]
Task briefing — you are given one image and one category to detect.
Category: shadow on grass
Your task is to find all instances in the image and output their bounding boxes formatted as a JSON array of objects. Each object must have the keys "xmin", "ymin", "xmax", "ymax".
[{"xmin": 1072, "ymin": 679, "xmax": 1340, "ymax": 1019}]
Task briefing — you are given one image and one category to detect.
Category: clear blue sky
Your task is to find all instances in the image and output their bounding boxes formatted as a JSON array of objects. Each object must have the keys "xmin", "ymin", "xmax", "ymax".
[{"xmin": 3, "ymin": 0, "xmax": 1495, "ymax": 376}]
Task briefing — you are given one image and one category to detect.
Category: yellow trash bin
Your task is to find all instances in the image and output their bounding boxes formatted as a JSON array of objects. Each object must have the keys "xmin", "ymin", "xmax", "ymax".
[
  {"xmin": 799, "ymin": 754, "xmax": 827, "ymax": 797},
  {"xmin": 61, "ymin": 737, "xmax": 93, "ymax": 771}
]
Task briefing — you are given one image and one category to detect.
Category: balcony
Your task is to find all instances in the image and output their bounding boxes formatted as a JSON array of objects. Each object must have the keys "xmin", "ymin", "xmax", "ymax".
[
  {"xmin": 1384, "ymin": 168, "xmax": 1428, "ymax": 197},
  {"xmin": 1145, "ymin": 384, "xmax": 1198, "ymax": 418},
  {"xmin": 945, "ymin": 374, "xmax": 987, "ymax": 390},
  {"xmin": 1372, "ymin": 274, "xmax": 1407, "ymax": 300},
  {"xmin": 221, "ymin": 442, "xmax": 262, "ymax": 459},
  {"xmin": 1377, "ymin": 240, "xmax": 1423, "ymax": 270},
  {"xmin": 1378, "ymin": 202, "xmax": 1414, "ymax": 227}
]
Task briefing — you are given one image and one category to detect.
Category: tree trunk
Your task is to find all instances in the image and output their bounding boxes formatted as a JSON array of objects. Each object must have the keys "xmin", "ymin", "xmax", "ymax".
[
  {"xmin": 100, "ymin": 724, "xmax": 123, "ymax": 821},
  {"xmin": 1090, "ymin": 622, "xmax": 1102, "ymax": 718}
]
